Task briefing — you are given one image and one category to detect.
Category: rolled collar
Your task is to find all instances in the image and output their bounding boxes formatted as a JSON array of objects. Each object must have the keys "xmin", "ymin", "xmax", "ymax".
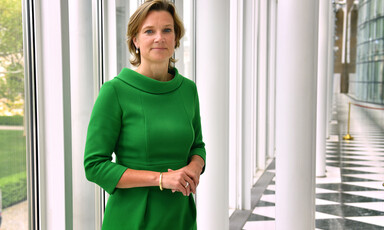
[{"xmin": 116, "ymin": 68, "xmax": 183, "ymax": 94}]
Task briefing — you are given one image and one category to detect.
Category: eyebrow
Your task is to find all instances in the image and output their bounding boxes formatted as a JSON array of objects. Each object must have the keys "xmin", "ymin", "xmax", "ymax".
[{"xmin": 142, "ymin": 24, "xmax": 173, "ymax": 30}]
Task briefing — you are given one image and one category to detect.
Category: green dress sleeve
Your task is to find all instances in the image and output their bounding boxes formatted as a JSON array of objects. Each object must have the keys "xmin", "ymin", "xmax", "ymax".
[
  {"xmin": 189, "ymin": 84, "xmax": 206, "ymax": 174},
  {"xmin": 84, "ymin": 81, "xmax": 128, "ymax": 195}
]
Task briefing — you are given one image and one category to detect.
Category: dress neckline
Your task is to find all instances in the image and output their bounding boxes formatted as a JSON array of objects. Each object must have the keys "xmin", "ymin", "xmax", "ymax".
[{"xmin": 116, "ymin": 67, "xmax": 183, "ymax": 94}]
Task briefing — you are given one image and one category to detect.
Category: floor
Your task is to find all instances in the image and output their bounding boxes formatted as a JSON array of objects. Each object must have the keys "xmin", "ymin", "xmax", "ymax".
[
  {"xmin": 242, "ymin": 94, "xmax": 384, "ymax": 230},
  {"xmin": 0, "ymin": 200, "xmax": 28, "ymax": 230}
]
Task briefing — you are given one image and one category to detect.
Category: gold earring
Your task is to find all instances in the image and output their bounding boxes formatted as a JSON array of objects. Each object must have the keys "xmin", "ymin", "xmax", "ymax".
[{"xmin": 136, "ymin": 48, "xmax": 139, "ymax": 54}]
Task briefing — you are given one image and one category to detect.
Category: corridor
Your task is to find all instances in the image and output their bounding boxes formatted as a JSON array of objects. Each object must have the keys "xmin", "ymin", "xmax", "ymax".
[{"xmin": 241, "ymin": 93, "xmax": 384, "ymax": 230}]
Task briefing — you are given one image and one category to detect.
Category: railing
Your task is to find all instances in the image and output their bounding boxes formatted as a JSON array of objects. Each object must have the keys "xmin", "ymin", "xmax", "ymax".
[{"xmin": 343, "ymin": 102, "xmax": 384, "ymax": 140}]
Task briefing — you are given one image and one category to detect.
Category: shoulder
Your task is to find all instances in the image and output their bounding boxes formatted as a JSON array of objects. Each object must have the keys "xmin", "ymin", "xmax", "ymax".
[
  {"xmin": 97, "ymin": 78, "xmax": 127, "ymax": 103},
  {"xmin": 181, "ymin": 76, "xmax": 196, "ymax": 87},
  {"xmin": 102, "ymin": 77, "xmax": 123, "ymax": 88},
  {"xmin": 177, "ymin": 73, "xmax": 197, "ymax": 92},
  {"xmin": 178, "ymin": 76, "xmax": 198, "ymax": 99},
  {"xmin": 100, "ymin": 76, "xmax": 130, "ymax": 96}
]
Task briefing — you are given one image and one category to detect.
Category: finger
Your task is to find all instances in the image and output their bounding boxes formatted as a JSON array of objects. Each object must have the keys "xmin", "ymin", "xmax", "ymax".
[
  {"xmin": 168, "ymin": 169, "xmax": 190, "ymax": 195},
  {"xmin": 188, "ymin": 176, "xmax": 196, "ymax": 194},
  {"xmin": 177, "ymin": 179, "xmax": 188, "ymax": 196},
  {"xmin": 178, "ymin": 184, "xmax": 187, "ymax": 196},
  {"xmin": 183, "ymin": 176, "xmax": 196, "ymax": 194},
  {"xmin": 194, "ymin": 175, "xmax": 200, "ymax": 188},
  {"xmin": 184, "ymin": 181, "xmax": 191, "ymax": 196},
  {"xmin": 182, "ymin": 168, "xmax": 197, "ymax": 183},
  {"xmin": 183, "ymin": 169, "xmax": 199, "ymax": 189}
]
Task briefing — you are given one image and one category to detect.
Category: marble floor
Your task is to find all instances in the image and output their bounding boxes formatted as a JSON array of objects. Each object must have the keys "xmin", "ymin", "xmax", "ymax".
[{"xmin": 242, "ymin": 95, "xmax": 384, "ymax": 230}]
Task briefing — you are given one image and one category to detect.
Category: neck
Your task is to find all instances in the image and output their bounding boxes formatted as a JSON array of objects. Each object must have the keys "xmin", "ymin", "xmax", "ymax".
[{"xmin": 136, "ymin": 62, "xmax": 171, "ymax": 82}]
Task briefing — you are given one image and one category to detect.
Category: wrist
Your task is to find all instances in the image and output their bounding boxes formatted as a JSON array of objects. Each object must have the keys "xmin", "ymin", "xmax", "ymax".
[
  {"xmin": 189, "ymin": 160, "xmax": 203, "ymax": 174},
  {"xmin": 158, "ymin": 172, "xmax": 163, "ymax": 191}
]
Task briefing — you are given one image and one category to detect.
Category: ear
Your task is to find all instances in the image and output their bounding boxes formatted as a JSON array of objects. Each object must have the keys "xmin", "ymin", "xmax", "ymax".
[{"xmin": 133, "ymin": 36, "xmax": 139, "ymax": 49}]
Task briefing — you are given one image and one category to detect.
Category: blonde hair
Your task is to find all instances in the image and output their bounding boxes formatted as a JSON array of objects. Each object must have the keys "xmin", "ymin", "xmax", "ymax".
[{"xmin": 127, "ymin": 0, "xmax": 185, "ymax": 68}]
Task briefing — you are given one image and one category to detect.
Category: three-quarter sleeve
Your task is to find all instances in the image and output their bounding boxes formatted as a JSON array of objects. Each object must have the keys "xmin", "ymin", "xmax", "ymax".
[
  {"xmin": 189, "ymin": 85, "xmax": 206, "ymax": 173},
  {"xmin": 84, "ymin": 82, "xmax": 128, "ymax": 194}
]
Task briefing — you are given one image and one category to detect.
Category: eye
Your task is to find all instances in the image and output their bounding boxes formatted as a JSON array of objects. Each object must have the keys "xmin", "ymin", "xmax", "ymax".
[
  {"xmin": 164, "ymin": 28, "xmax": 172, "ymax": 33},
  {"xmin": 144, "ymin": 30, "xmax": 153, "ymax": 34}
]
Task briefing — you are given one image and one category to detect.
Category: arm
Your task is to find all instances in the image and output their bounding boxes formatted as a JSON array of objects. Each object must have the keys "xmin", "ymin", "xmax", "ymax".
[
  {"xmin": 173, "ymin": 85, "xmax": 206, "ymax": 195},
  {"xmin": 189, "ymin": 155, "xmax": 205, "ymax": 174},
  {"xmin": 84, "ymin": 82, "xmax": 196, "ymax": 196},
  {"xmin": 116, "ymin": 85, "xmax": 206, "ymax": 195},
  {"xmin": 188, "ymin": 84, "xmax": 206, "ymax": 172},
  {"xmin": 116, "ymin": 168, "xmax": 196, "ymax": 196},
  {"xmin": 84, "ymin": 82, "xmax": 127, "ymax": 195},
  {"xmin": 182, "ymin": 155, "xmax": 205, "ymax": 188}
]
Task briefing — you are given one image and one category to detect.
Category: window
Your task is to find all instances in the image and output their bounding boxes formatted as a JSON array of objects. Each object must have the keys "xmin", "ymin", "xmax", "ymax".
[
  {"xmin": 174, "ymin": 0, "xmax": 195, "ymax": 80},
  {"xmin": 355, "ymin": 0, "xmax": 384, "ymax": 104},
  {"xmin": 0, "ymin": 0, "xmax": 29, "ymax": 229},
  {"xmin": 116, "ymin": 0, "xmax": 140, "ymax": 71}
]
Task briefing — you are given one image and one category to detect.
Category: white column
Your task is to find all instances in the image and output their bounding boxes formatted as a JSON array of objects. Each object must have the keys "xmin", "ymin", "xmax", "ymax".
[
  {"xmin": 68, "ymin": 0, "xmax": 96, "ymax": 229},
  {"xmin": 195, "ymin": 0, "xmax": 230, "ymax": 229},
  {"xmin": 327, "ymin": 2, "xmax": 336, "ymax": 137},
  {"xmin": 36, "ymin": 0, "xmax": 72, "ymax": 229},
  {"xmin": 241, "ymin": 0, "xmax": 258, "ymax": 210},
  {"xmin": 275, "ymin": 0, "xmax": 319, "ymax": 230},
  {"xmin": 257, "ymin": 0, "xmax": 268, "ymax": 170},
  {"xmin": 229, "ymin": 0, "xmax": 243, "ymax": 211},
  {"xmin": 316, "ymin": 0, "xmax": 329, "ymax": 177},
  {"xmin": 268, "ymin": 0, "xmax": 278, "ymax": 159}
]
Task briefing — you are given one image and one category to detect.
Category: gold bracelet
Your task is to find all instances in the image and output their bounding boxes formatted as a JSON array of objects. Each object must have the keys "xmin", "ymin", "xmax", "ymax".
[{"xmin": 159, "ymin": 172, "xmax": 163, "ymax": 191}]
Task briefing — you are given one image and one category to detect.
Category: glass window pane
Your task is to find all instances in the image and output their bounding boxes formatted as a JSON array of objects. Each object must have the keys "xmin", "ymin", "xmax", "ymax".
[
  {"xmin": 0, "ymin": 0, "xmax": 28, "ymax": 229},
  {"xmin": 379, "ymin": 0, "xmax": 384, "ymax": 16},
  {"xmin": 377, "ymin": 18, "xmax": 383, "ymax": 38},
  {"xmin": 380, "ymin": 59, "xmax": 384, "ymax": 82},
  {"xmin": 371, "ymin": 0, "xmax": 376, "ymax": 19},
  {"xmin": 365, "ymin": 1, "xmax": 370, "ymax": 21},
  {"xmin": 175, "ymin": 0, "xmax": 195, "ymax": 80},
  {"xmin": 369, "ymin": 22, "xmax": 375, "ymax": 40},
  {"xmin": 361, "ymin": 2, "xmax": 367, "ymax": 22},
  {"xmin": 116, "ymin": 0, "xmax": 139, "ymax": 71}
]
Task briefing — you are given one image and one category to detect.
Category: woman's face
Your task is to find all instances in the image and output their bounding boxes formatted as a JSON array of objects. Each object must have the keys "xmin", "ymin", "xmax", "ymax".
[{"xmin": 134, "ymin": 10, "xmax": 176, "ymax": 66}]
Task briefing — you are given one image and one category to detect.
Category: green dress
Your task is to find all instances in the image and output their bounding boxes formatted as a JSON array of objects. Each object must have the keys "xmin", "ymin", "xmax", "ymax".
[{"xmin": 84, "ymin": 68, "xmax": 206, "ymax": 230}]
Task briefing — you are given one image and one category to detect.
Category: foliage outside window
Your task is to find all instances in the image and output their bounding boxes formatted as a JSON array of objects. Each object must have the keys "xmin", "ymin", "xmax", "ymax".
[{"xmin": 0, "ymin": 0, "xmax": 28, "ymax": 229}]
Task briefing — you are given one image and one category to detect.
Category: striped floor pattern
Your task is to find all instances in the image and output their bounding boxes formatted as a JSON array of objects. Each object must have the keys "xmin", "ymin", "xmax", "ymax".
[{"xmin": 242, "ymin": 94, "xmax": 384, "ymax": 230}]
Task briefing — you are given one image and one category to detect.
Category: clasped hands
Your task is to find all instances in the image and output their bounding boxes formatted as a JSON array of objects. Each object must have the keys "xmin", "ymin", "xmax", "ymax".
[{"xmin": 161, "ymin": 161, "xmax": 203, "ymax": 196}]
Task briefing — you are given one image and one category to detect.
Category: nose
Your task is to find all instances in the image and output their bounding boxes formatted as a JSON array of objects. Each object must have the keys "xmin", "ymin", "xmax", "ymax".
[{"xmin": 154, "ymin": 32, "xmax": 164, "ymax": 42}]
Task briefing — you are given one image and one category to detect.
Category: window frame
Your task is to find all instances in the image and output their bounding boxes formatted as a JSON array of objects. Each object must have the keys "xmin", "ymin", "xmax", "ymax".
[{"xmin": 22, "ymin": 0, "xmax": 40, "ymax": 229}]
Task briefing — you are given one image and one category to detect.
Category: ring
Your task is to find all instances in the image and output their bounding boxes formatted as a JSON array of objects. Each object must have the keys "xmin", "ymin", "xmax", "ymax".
[{"xmin": 185, "ymin": 182, "xmax": 189, "ymax": 188}]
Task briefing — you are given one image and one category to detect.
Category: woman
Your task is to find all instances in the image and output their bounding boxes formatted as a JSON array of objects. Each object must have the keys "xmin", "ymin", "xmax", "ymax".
[{"xmin": 84, "ymin": 0, "xmax": 206, "ymax": 229}]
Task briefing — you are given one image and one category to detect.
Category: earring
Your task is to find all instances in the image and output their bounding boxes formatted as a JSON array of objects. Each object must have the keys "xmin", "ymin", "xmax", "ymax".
[{"xmin": 135, "ymin": 48, "xmax": 139, "ymax": 54}]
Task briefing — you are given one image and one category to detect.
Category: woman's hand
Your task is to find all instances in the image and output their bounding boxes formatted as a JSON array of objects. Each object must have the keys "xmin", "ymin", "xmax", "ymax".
[
  {"xmin": 162, "ymin": 168, "xmax": 196, "ymax": 196},
  {"xmin": 165, "ymin": 155, "xmax": 205, "ymax": 196},
  {"xmin": 184, "ymin": 155, "xmax": 205, "ymax": 189},
  {"xmin": 181, "ymin": 163, "xmax": 203, "ymax": 190}
]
